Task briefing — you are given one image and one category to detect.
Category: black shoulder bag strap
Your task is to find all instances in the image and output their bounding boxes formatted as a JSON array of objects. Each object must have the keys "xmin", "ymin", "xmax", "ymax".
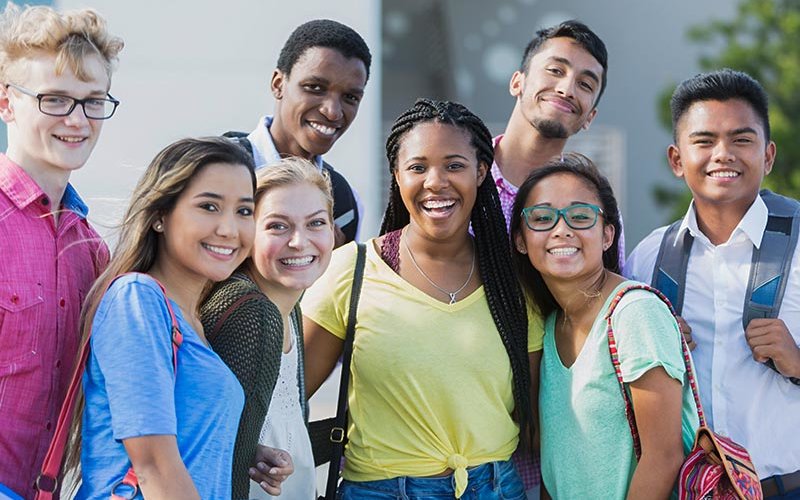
[
  {"xmin": 323, "ymin": 242, "xmax": 367, "ymax": 499},
  {"xmin": 651, "ymin": 220, "xmax": 693, "ymax": 314}
]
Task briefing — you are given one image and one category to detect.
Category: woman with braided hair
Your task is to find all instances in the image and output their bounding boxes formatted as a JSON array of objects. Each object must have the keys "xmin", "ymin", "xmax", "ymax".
[{"xmin": 303, "ymin": 98, "xmax": 540, "ymax": 499}]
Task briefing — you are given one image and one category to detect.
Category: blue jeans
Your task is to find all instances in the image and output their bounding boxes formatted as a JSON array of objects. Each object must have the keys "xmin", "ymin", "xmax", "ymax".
[{"xmin": 338, "ymin": 460, "xmax": 526, "ymax": 499}]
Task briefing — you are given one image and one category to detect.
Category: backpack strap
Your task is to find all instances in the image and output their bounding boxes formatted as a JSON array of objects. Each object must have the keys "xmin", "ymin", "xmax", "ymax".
[
  {"xmin": 747, "ymin": 190, "xmax": 800, "ymax": 385},
  {"xmin": 651, "ymin": 220, "xmax": 693, "ymax": 315},
  {"xmin": 322, "ymin": 160, "xmax": 360, "ymax": 244},
  {"xmin": 604, "ymin": 283, "xmax": 707, "ymax": 461},
  {"xmin": 35, "ymin": 273, "xmax": 183, "ymax": 500},
  {"xmin": 652, "ymin": 191, "xmax": 800, "ymax": 385},
  {"xmin": 222, "ymin": 131, "xmax": 254, "ymax": 158},
  {"xmin": 743, "ymin": 189, "xmax": 800, "ymax": 328}
]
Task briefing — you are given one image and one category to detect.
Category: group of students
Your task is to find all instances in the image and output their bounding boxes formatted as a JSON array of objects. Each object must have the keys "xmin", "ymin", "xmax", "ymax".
[{"xmin": 0, "ymin": 3, "xmax": 797, "ymax": 500}]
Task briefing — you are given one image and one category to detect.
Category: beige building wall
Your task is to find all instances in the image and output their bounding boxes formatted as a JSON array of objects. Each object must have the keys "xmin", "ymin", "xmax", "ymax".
[{"xmin": 58, "ymin": 0, "xmax": 383, "ymax": 240}]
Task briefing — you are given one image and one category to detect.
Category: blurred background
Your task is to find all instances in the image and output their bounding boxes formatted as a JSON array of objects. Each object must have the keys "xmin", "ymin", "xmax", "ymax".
[
  {"xmin": 6, "ymin": 0, "xmax": 799, "ymax": 248},
  {"xmin": 5, "ymin": 0, "xmax": 799, "ymax": 492}
]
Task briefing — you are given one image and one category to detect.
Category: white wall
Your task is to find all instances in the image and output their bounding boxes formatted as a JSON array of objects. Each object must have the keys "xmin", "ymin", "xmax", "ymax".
[{"xmin": 57, "ymin": 0, "xmax": 383, "ymax": 241}]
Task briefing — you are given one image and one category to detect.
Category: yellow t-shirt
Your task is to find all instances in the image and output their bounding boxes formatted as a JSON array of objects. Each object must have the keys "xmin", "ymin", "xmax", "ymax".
[{"xmin": 302, "ymin": 240, "xmax": 543, "ymax": 493}]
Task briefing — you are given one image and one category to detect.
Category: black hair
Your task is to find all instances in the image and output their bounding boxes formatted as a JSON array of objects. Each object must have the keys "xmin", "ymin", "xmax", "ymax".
[
  {"xmin": 510, "ymin": 152, "xmax": 621, "ymax": 319},
  {"xmin": 382, "ymin": 98, "xmax": 533, "ymax": 447},
  {"xmin": 277, "ymin": 19, "xmax": 372, "ymax": 81},
  {"xmin": 519, "ymin": 19, "xmax": 608, "ymax": 106},
  {"xmin": 670, "ymin": 68, "xmax": 770, "ymax": 141}
]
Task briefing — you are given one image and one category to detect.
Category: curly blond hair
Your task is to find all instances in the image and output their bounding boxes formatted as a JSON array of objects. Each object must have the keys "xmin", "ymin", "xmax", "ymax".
[{"xmin": 0, "ymin": 2, "xmax": 123, "ymax": 83}]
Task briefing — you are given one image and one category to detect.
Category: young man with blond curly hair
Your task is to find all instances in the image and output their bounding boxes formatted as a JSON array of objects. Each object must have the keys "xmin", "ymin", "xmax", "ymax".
[{"xmin": 0, "ymin": 4, "xmax": 122, "ymax": 497}]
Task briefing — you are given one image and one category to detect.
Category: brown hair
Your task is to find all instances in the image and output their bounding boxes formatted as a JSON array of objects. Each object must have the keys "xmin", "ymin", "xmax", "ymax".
[{"xmin": 63, "ymin": 137, "xmax": 255, "ymax": 486}]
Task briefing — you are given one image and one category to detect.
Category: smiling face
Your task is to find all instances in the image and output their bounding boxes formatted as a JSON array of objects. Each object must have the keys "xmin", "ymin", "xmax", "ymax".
[
  {"xmin": 269, "ymin": 46, "xmax": 368, "ymax": 160},
  {"xmin": 669, "ymin": 98, "xmax": 775, "ymax": 216},
  {"xmin": 394, "ymin": 121, "xmax": 487, "ymax": 242},
  {"xmin": 0, "ymin": 51, "xmax": 110, "ymax": 178},
  {"xmin": 515, "ymin": 172, "xmax": 614, "ymax": 285},
  {"xmin": 510, "ymin": 37, "xmax": 602, "ymax": 139},
  {"xmin": 250, "ymin": 181, "xmax": 334, "ymax": 298},
  {"xmin": 157, "ymin": 162, "xmax": 255, "ymax": 285}
]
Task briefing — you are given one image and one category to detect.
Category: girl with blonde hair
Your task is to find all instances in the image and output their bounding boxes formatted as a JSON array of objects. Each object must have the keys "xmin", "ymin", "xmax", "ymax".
[{"xmin": 202, "ymin": 157, "xmax": 335, "ymax": 499}]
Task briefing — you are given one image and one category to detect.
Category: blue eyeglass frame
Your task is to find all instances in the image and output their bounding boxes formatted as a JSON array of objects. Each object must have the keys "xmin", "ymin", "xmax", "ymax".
[{"xmin": 521, "ymin": 203, "xmax": 605, "ymax": 231}]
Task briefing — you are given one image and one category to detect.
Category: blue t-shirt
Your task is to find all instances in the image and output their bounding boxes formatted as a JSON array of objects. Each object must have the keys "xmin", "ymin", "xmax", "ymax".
[{"xmin": 76, "ymin": 274, "xmax": 244, "ymax": 499}]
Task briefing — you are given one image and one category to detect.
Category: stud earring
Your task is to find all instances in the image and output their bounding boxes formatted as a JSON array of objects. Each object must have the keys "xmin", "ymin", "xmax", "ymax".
[{"xmin": 154, "ymin": 221, "xmax": 163, "ymax": 232}]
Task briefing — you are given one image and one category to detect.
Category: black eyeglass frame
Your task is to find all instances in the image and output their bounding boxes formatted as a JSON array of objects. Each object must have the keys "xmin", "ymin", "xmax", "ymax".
[
  {"xmin": 5, "ymin": 83, "xmax": 119, "ymax": 120},
  {"xmin": 521, "ymin": 203, "xmax": 605, "ymax": 232}
]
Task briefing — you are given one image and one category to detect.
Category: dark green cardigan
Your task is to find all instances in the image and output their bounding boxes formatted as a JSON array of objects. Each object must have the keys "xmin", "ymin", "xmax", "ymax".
[{"xmin": 200, "ymin": 273, "xmax": 308, "ymax": 500}]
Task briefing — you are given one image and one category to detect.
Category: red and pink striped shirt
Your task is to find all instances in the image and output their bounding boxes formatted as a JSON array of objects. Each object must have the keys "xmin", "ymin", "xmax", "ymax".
[{"xmin": 0, "ymin": 154, "xmax": 108, "ymax": 498}]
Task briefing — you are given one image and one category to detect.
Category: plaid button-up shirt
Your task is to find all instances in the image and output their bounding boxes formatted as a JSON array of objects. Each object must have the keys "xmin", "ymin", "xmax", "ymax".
[{"xmin": 0, "ymin": 155, "xmax": 108, "ymax": 498}]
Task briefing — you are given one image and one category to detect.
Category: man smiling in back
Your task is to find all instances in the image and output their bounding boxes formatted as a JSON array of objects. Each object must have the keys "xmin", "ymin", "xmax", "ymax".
[
  {"xmin": 0, "ymin": 4, "xmax": 122, "ymax": 498},
  {"xmin": 234, "ymin": 19, "xmax": 371, "ymax": 246}
]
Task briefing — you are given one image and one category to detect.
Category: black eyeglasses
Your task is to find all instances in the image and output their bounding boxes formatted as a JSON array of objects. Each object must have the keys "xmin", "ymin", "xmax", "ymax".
[
  {"xmin": 521, "ymin": 203, "xmax": 605, "ymax": 231},
  {"xmin": 5, "ymin": 83, "xmax": 119, "ymax": 120}
]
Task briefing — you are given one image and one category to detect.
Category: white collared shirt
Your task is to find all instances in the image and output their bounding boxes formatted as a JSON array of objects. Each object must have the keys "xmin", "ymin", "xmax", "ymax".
[
  {"xmin": 247, "ymin": 115, "xmax": 325, "ymax": 170},
  {"xmin": 247, "ymin": 115, "xmax": 362, "ymax": 238},
  {"xmin": 624, "ymin": 194, "xmax": 800, "ymax": 478}
]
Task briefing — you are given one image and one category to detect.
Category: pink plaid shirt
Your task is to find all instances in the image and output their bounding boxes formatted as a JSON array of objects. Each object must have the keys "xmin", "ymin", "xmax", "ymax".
[{"xmin": 0, "ymin": 155, "xmax": 108, "ymax": 499}]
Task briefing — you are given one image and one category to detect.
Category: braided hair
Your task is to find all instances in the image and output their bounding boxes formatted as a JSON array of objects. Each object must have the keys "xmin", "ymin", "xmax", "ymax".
[{"xmin": 382, "ymin": 98, "xmax": 533, "ymax": 446}]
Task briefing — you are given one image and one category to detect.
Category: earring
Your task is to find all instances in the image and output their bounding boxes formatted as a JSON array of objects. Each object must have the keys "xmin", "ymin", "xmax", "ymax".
[{"xmin": 154, "ymin": 221, "xmax": 163, "ymax": 232}]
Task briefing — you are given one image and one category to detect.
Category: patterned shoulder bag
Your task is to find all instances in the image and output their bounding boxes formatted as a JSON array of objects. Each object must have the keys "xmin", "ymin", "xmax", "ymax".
[{"xmin": 605, "ymin": 283, "xmax": 762, "ymax": 500}]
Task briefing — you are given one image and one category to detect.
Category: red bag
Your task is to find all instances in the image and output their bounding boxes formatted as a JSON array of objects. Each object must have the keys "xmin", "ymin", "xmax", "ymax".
[
  {"xmin": 35, "ymin": 273, "xmax": 183, "ymax": 500},
  {"xmin": 605, "ymin": 284, "xmax": 762, "ymax": 500}
]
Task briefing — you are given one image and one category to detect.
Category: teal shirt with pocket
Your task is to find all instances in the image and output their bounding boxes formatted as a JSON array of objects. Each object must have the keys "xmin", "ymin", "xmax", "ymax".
[{"xmin": 540, "ymin": 281, "xmax": 700, "ymax": 499}]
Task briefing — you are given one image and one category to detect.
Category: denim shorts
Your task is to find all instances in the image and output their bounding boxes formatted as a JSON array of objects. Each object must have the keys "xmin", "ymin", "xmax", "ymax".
[{"xmin": 337, "ymin": 460, "xmax": 526, "ymax": 499}]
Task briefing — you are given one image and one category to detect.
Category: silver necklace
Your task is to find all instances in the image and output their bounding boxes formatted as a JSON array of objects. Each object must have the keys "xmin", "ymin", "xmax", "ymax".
[{"xmin": 403, "ymin": 233, "xmax": 475, "ymax": 304}]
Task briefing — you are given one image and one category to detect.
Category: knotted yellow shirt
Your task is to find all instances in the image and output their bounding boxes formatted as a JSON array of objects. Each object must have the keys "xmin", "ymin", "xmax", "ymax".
[{"xmin": 303, "ymin": 241, "xmax": 543, "ymax": 497}]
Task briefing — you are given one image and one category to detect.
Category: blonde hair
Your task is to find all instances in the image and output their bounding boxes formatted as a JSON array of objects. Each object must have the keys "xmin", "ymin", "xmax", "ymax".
[
  {"xmin": 0, "ymin": 2, "xmax": 124, "ymax": 83},
  {"xmin": 255, "ymin": 157, "xmax": 334, "ymax": 218},
  {"xmin": 63, "ymin": 137, "xmax": 255, "ymax": 485}
]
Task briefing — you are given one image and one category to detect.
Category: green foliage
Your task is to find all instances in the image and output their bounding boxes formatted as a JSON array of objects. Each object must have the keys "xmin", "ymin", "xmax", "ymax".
[{"xmin": 655, "ymin": 0, "xmax": 800, "ymax": 219}]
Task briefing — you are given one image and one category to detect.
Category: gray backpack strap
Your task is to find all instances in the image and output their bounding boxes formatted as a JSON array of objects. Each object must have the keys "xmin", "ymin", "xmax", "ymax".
[
  {"xmin": 744, "ymin": 190, "xmax": 800, "ymax": 385},
  {"xmin": 651, "ymin": 220, "xmax": 694, "ymax": 315},
  {"xmin": 743, "ymin": 189, "xmax": 800, "ymax": 328}
]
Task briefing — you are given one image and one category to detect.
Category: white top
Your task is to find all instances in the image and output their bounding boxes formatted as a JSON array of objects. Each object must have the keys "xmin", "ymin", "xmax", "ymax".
[
  {"xmin": 624, "ymin": 194, "xmax": 800, "ymax": 478},
  {"xmin": 249, "ymin": 322, "xmax": 316, "ymax": 499}
]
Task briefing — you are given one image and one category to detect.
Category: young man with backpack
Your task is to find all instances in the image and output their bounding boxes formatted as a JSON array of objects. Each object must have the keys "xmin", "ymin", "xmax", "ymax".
[
  {"xmin": 228, "ymin": 19, "xmax": 371, "ymax": 247},
  {"xmin": 625, "ymin": 69, "xmax": 800, "ymax": 498}
]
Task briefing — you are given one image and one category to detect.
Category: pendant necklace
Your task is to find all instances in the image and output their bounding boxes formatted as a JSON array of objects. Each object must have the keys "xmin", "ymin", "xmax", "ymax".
[{"xmin": 403, "ymin": 233, "xmax": 475, "ymax": 304}]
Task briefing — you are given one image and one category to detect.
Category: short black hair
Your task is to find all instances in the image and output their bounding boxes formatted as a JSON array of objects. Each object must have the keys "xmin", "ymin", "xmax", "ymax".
[
  {"xmin": 670, "ymin": 68, "xmax": 770, "ymax": 141},
  {"xmin": 276, "ymin": 19, "xmax": 372, "ymax": 81},
  {"xmin": 519, "ymin": 19, "xmax": 608, "ymax": 106}
]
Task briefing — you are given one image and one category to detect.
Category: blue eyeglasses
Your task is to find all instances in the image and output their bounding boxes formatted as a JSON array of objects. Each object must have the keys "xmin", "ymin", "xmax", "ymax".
[{"xmin": 521, "ymin": 203, "xmax": 604, "ymax": 231}]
